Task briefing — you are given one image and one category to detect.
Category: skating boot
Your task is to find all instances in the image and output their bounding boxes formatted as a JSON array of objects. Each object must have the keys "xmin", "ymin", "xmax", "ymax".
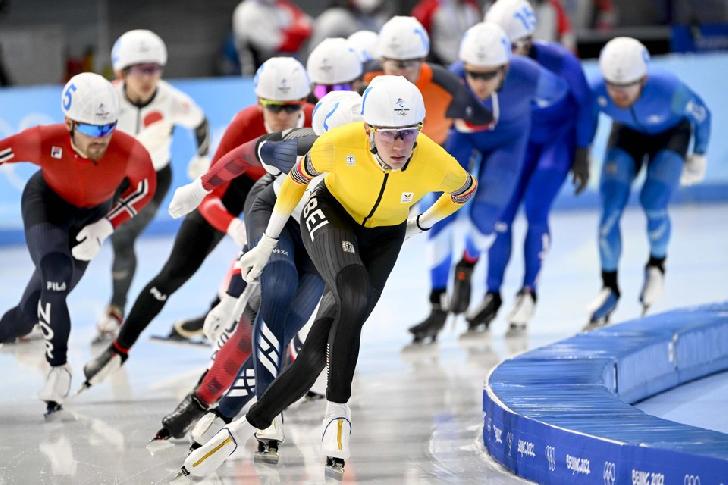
[
  {"xmin": 505, "ymin": 289, "xmax": 536, "ymax": 337},
  {"xmin": 255, "ymin": 414, "xmax": 284, "ymax": 464},
  {"xmin": 153, "ymin": 393, "xmax": 208, "ymax": 441},
  {"xmin": 465, "ymin": 292, "xmax": 502, "ymax": 333},
  {"xmin": 584, "ymin": 288, "xmax": 620, "ymax": 331},
  {"xmin": 449, "ymin": 259, "xmax": 475, "ymax": 314},
  {"xmin": 92, "ymin": 305, "xmax": 122, "ymax": 345},
  {"xmin": 322, "ymin": 401, "xmax": 351, "ymax": 478},
  {"xmin": 39, "ymin": 363, "xmax": 72, "ymax": 418},
  {"xmin": 181, "ymin": 416, "xmax": 252, "ymax": 478},
  {"xmin": 639, "ymin": 266, "xmax": 664, "ymax": 316},
  {"xmin": 79, "ymin": 343, "xmax": 127, "ymax": 392},
  {"xmin": 408, "ymin": 301, "xmax": 448, "ymax": 344},
  {"xmin": 190, "ymin": 409, "xmax": 232, "ymax": 451},
  {"xmin": 167, "ymin": 315, "xmax": 205, "ymax": 341}
]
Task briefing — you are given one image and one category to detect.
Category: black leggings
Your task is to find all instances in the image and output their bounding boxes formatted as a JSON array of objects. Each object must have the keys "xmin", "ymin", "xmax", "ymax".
[
  {"xmin": 109, "ymin": 164, "xmax": 173, "ymax": 312},
  {"xmin": 247, "ymin": 185, "xmax": 405, "ymax": 429},
  {"xmin": 0, "ymin": 172, "xmax": 110, "ymax": 365}
]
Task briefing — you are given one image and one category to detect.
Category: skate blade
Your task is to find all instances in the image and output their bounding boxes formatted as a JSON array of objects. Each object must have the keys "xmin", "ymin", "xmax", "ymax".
[
  {"xmin": 43, "ymin": 401, "xmax": 66, "ymax": 420},
  {"xmin": 254, "ymin": 450, "xmax": 280, "ymax": 464},
  {"xmin": 401, "ymin": 340, "xmax": 437, "ymax": 353},
  {"xmin": 641, "ymin": 304, "xmax": 650, "ymax": 317},
  {"xmin": 149, "ymin": 335, "xmax": 209, "ymax": 347},
  {"xmin": 505, "ymin": 325, "xmax": 527, "ymax": 338},
  {"xmin": 169, "ymin": 468, "xmax": 192, "ymax": 484},
  {"xmin": 146, "ymin": 438, "xmax": 175, "ymax": 455},
  {"xmin": 74, "ymin": 382, "xmax": 91, "ymax": 397}
]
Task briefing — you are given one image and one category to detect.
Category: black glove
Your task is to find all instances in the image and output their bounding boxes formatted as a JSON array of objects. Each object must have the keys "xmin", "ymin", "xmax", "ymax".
[{"xmin": 571, "ymin": 147, "xmax": 590, "ymax": 195}]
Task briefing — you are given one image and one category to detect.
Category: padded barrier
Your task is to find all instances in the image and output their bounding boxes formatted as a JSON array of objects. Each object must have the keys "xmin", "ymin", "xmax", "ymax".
[{"xmin": 483, "ymin": 302, "xmax": 728, "ymax": 484}]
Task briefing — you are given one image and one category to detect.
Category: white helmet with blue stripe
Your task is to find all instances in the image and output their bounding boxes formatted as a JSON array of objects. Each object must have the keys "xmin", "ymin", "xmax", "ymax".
[
  {"xmin": 599, "ymin": 37, "xmax": 650, "ymax": 84},
  {"xmin": 360, "ymin": 75, "xmax": 425, "ymax": 127},
  {"xmin": 312, "ymin": 90, "xmax": 363, "ymax": 135},
  {"xmin": 61, "ymin": 72, "xmax": 120, "ymax": 125},
  {"xmin": 254, "ymin": 57, "xmax": 311, "ymax": 101},
  {"xmin": 377, "ymin": 16, "xmax": 430, "ymax": 59},
  {"xmin": 111, "ymin": 29, "xmax": 167, "ymax": 71},
  {"xmin": 459, "ymin": 22, "xmax": 511, "ymax": 67},
  {"xmin": 485, "ymin": 0, "xmax": 537, "ymax": 42}
]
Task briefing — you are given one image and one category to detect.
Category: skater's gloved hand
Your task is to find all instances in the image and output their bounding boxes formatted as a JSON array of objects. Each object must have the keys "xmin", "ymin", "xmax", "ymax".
[
  {"xmin": 680, "ymin": 154, "xmax": 707, "ymax": 186},
  {"xmin": 169, "ymin": 178, "xmax": 210, "ymax": 219},
  {"xmin": 203, "ymin": 293, "xmax": 238, "ymax": 342},
  {"xmin": 187, "ymin": 155, "xmax": 211, "ymax": 180},
  {"xmin": 72, "ymin": 218, "xmax": 113, "ymax": 261},
  {"xmin": 238, "ymin": 234, "xmax": 277, "ymax": 282},
  {"xmin": 405, "ymin": 214, "xmax": 431, "ymax": 240},
  {"xmin": 571, "ymin": 147, "xmax": 590, "ymax": 195},
  {"xmin": 226, "ymin": 218, "xmax": 247, "ymax": 246},
  {"xmin": 136, "ymin": 119, "xmax": 173, "ymax": 156}
]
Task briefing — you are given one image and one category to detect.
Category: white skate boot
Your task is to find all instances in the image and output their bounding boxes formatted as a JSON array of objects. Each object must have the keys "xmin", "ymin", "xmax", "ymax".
[
  {"xmin": 190, "ymin": 409, "xmax": 230, "ymax": 450},
  {"xmin": 639, "ymin": 266, "xmax": 664, "ymax": 316},
  {"xmin": 38, "ymin": 363, "xmax": 72, "ymax": 418},
  {"xmin": 92, "ymin": 306, "xmax": 122, "ymax": 345},
  {"xmin": 584, "ymin": 287, "xmax": 620, "ymax": 331},
  {"xmin": 505, "ymin": 289, "xmax": 536, "ymax": 337},
  {"xmin": 322, "ymin": 401, "xmax": 351, "ymax": 477},
  {"xmin": 254, "ymin": 414, "xmax": 284, "ymax": 463},
  {"xmin": 181, "ymin": 416, "xmax": 253, "ymax": 478}
]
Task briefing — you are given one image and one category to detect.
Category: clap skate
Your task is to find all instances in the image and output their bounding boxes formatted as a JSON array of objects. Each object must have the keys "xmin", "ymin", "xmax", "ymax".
[
  {"xmin": 584, "ymin": 288, "xmax": 620, "ymax": 331},
  {"xmin": 639, "ymin": 266, "xmax": 664, "ymax": 316},
  {"xmin": 322, "ymin": 401, "xmax": 351, "ymax": 479},
  {"xmin": 78, "ymin": 343, "xmax": 127, "ymax": 394},
  {"xmin": 150, "ymin": 315, "xmax": 208, "ymax": 347},
  {"xmin": 505, "ymin": 289, "xmax": 535, "ymax": 337},
  {"xmin": 189, "ymin": 409, "xmax": 231, "ymax": 451},
  {"xmin": 152, "ymin": 393, "xmax": 208, "ymax": 442},
  {"xmin": 408, "ymin": 302, "xmax": 448, "ymax": 344},
  {"xmin": 91, "ymin": 306, "xmax": 122, "ymax": 345},
  {"xmin": 449, "ymin": 260, "xmax": 474, "ymax": 314},
  {"xmin": 254, "ymin": 414, "xmax": 284, "ymax": 464},
  {"xmin": 181, "ymin": 417, "xmax": 252, "ymax": 478},
  {"xmin": 464, "ymin": 292, "xmax": 502, "ymax": 334},
  {"xmin": 39, "ymin": 364, "xmax": 72, "ymax": 419}
]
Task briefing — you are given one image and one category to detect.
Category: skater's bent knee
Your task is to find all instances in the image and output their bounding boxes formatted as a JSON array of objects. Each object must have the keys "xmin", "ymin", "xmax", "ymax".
[{"xmin": 335, "ymin": 265, "xmax": 369, "ymax": 317}]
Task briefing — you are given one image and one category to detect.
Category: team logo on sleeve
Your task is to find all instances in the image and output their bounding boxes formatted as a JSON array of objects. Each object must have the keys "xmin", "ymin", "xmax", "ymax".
[
  {"xmin": 341, "ymin": 241, "xmax": 355, "ymax": 254},
  {"xmin": 345, "ymin": 154, "xmax": 356, "ymax": 166},
  {"xmin": 51, "ymin": 146, "xmax": 63, "ymax": 159},
  {"xmin": 400, "ymin": 191, "xmax": 414, "ymax": 203}
]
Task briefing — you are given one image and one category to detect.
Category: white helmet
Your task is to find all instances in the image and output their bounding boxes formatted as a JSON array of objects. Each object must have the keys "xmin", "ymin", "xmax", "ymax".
[
  {"xmin": 312, "ymin": 90, "xmax": 363, "ymax": 135},
  {"xmin": 61, "ymin": 72, "xmax": 120, "ymax": 125},
  {"xmin": 485, "ymin": 0, "xmax": 537, "ymax": 42},
  {"xmin": 377, "ymin": 16, "xmax": 430, "ymax": 60},
  {"xmin": 307, "ymin": 38, "xmax": 363, "ymax": 85},
  {"xmin": 599, "ymin": 37, "xmax": 649, "ymax": 84},
  {"xmin": 360, "ymin": 75, "xmax": 425, "ymax": 127},
  {"xmin": 347, "ymin": 30, "xmax": 379, "ymax": 62},
  {"xmin": 111, "ymin": 29, "xmax": 167, "ymax": 71},
  {"xmin": 459, "ymin": 22, "xmax": 511, "ymax": 67},
  {"xmin": 254, "ymin": 57, "xmax": 311, "ymax": 100}
]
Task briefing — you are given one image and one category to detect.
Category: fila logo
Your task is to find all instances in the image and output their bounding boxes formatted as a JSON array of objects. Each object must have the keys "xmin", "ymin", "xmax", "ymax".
[
  {"xmin": 150, "ymin": 287, "xmax": 167, "ymax": 301},
  {"xmin": 46, "ymin": 281, "xmax": 67, "ymax": 292},
  {"xmin": 400, "ymin": 192, "xmax": 414, "ymax": 203},
  {"xmin": 51, "ymin": 146, "xmax": 63, "ymax": 159}
]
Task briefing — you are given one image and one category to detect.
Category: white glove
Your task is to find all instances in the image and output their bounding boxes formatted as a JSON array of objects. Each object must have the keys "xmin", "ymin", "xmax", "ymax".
[
  {"xmin": 238, "ymin": 234, "xmax": 277, "ymax": 282},
  {"xmin": 227, "ymin": 218, "xmax": 247, "ymax": 247},
  {"xmin": 72, "ymin": 218, "xmax": 113, "ymax": 261},
  {"xmin": 136, "ymin": 120, "xmax": 173, "ymax": 155},
  {"xmin": 203, "ymin": 293, "xmax": 238, "ymax": 343},
  {"xmin": 405, "ymin": 214, "xmax": 430, "ymax": 240},
  {"xmin": 168, "ymin": 178, "xmax": 209, "ymax": 219},
  {"xmin": 187, "ymin": 155, "xmax": 211, "ymax": 180},
  {"xmin": 681, "ymin": 154, "xmax": 707, "ymax": 186}
]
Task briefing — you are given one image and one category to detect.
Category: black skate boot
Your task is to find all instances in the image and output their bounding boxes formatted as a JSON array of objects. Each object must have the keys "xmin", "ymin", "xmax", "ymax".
[
  {"xmin": 465, "ymin": 292, "xmax": 502, "ymax": 332},
  {"xmin": 153, "ymin": 393, "xmax": 208, "ymax": 441},
  {"xmin": 408, "ymin": 303, "xmax": 448, "ymax": 344},
  {"xmin": 449, "ymin": 259, "xmax": 475, "ymax": 314},
  {"xmin": 79, "ymin": 343, "xmax": 128, "ymax": 393}
]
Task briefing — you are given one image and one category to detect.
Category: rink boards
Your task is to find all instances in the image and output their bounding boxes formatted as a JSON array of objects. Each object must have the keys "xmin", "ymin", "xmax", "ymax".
[{"xmin": 483, "ymin": 301, "xmax": 728, "ymax": 484}]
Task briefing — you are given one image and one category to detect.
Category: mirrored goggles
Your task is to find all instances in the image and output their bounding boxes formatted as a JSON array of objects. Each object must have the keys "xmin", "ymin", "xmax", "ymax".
[
  {"xmin": 372, "ymin": 124, "xmax": 422, "ymax": 142},
  {"xmin": 259, "ymin": 98, "xmax": 305, "ymax": 113},
  {"xmin": 75, "ymin": 121, "xmax": 117, "ymax": 138},
  {"xmin": 465, "ymin": 68, "xmax": 501, "ymax": 81},
  {"xmin": 313, "ymin": 83, "xmax": 354, "ymax": 100}
]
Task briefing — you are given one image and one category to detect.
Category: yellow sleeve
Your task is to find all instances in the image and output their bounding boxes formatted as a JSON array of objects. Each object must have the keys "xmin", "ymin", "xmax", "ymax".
[{"xmin": 419, "ymin": 161, "xmax": 477, "ymax": 228}]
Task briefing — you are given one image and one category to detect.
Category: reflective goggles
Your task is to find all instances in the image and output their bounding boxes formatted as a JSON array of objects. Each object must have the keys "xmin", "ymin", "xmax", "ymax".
[
  {"xmin": 127, "ymin": 63, "xmax": 163, "ymax": 76},
  {"xmin": 313, "ymin": 83, "xmax": 354, "ymax": 100},
  {"xmin": 372, "ymin": 124, "xmax": 422, "ymax": 143},
  {"xmin": 465, "ymin": 68, "xmax": 502, "ymax": 81},
  {"xmin": 382, "ymin": 58, "xmax": 423, "ymax": 70},
  {"xmin": 259, "ymin": 98, "xmax": 305, "ymax": 114},
  {"xmin": 75, "ymin": 121, "xmax": 117, "ymax": 138}
]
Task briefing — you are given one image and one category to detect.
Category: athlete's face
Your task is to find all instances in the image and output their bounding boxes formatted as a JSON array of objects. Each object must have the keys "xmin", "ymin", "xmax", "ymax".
[
  {"xmin": 464, "ymin": 64, "xmax": 506, "ymax": 100},
  {"xmin": 511, "ymin": 37, "xmax": 533, "ymax": 56},
  {"xmin": 367, "ymin": 124, "xmax": 420, "ymax": 170},
  {"xmin": 260, "ymin": 98, "xmax": 304, "ymax": 132},
  {"xmin": 66, "ymin": 119, "xmax": 114, "ymax": 160},
  {"xmin": 606, "ymin": 77, "xmax": 645, "ymax": 108},
  {"xmin": 381, "ymin": 58, "xmax": 423, "ymax": 84},
  {"xmin": 124, "ymin": 63, "xmax": 162, "ymax": 103}
]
